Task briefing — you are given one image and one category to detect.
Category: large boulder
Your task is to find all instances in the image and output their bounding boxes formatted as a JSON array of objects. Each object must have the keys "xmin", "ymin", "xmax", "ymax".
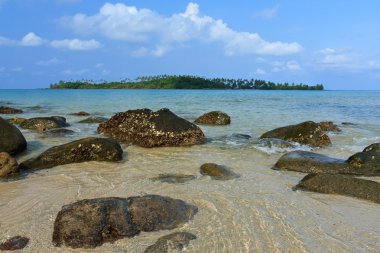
[
  {"xmin": 0, "ymin": 152, "xmax": 19, "ymax": 177},
  {"xmin": 52, "ymin": 195, "xmax": 198, "ymax": 249},
  {"xmin": 97, "ymin": 108, "xmax": 205, "ymax": 148},
  {"xmin": 200, "ymin": 163, "xmax": 240, "ymax": 180},
  {"xmin": 195, "ymin": 111, "xmax": 231, "ymax": 125},
  {"xmin": 273, "ymin": 143, "xmax": 380, "ymax": 176},
  {"xmin": 0, "ymin": 117, "xmax": 27, "ymax": 155},
  {"xmin": 20, "ymin": 116, "xmax": 69, "ymax": 131},
  {"xmin": 144, "ymin": 232, "xmax": 197, "ymax": 253},
  {"xmin": 295, "ymin": 173, "xmax": 380, "ymax": 204},
  {"xmin": 20, "ymin": 137, "xmax": 123, "ymax": 170},
  {"xmin": 260, "ymin": 121, "xmax": 331, "ymax": 147},
  {"xmin": 0, "ymin": 106, "xmax": 23, "ymax": 114}
]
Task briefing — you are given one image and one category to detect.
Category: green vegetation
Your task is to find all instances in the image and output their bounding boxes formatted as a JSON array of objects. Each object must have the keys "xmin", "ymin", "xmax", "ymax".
[{"xmin": 50, "ymin": 75, "xmax": 324, "ymax": 90}]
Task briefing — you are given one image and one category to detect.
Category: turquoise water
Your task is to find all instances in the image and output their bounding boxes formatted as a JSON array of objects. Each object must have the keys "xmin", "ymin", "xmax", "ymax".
[{"xmin": 0, "ymin": 90, "xmax": 379, "ymax": 252}]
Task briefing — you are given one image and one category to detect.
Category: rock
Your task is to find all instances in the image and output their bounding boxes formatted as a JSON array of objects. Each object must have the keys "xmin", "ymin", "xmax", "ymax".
[
  {"xmin": 98, "ymin": 108, "xmax": 205, "ymax": 148},
  {"xmin": 194, "ymin": 111, "xmax": 231, "ymax": 125},
  {"xmin": 258, "ymin": 138, "xmax": 296, "ymax": 149},
  {"xmin": 20, "ymin": 116, "xmax": 69, "ymax": 131},
  {"xmin": 0, "ymin": 106, "xmax": 23, "ymax": 114},
  {"xmin": 7, "ymin": 117, "xmax": 27, "ymax": 125},
  {"xmin": 0, "ymin": 236, "xmax": 29, "ymax": 251},
  {"xmin": 0, "ymin": 117, "xmax": 27, "ymax": 155},
  {"xmin": 20, "ymin": 137, "xmax": 123, "ymax": 170},
  {"xmin": 0, "ymin": 152, "xmax": 19, "ymax": 177},
  {"xmin": 273, "ymin": 143, "xmax": 380, "ymax": 176},
  {"xmin": 151, "ymin": 174, "xmax": 196, "ymax": 184},
  {"xmin": 295, "ymin": 173, "xmax": 380, "ymax": 204},
  {"xmin": 273, "ymin": 151, "xmax": 349, "ymax": 174},
  {"xmin": 260, "ymin": 121, "xmax": 331, "ymax": 147},
  {"xmin": 79, "ymin": 116, "xmax": 108, "ymax": 124},
  {"xmin": 231, "ymin": 133, "xmax": 251, "ymax": 139},
  {"xmin": 52, "ymin": 195, "xmax": 198, "ymax": 249},
  {"xmin": 318, "ymin": 121, "xmax": 341, "ymax": 132},
  {"xmin": 42, "ymin": 128, "xmax": 75, "ymax": 137},
  {"xmin": 346, "ymin": 143, "xmax": 380, "ymax": 170},
  {"xmin": 342, "ymin": 122, "xmax": 356, "ymax": 126},
  {"xmin": 144, "ymin": 232, "xmax": 197, "ymax": 253},
  {"xmin": 69, "ymin": 111, "xmax": 90, "ymax": 116},
  {"xmin": 200, "ymin": 163, "xmax": 240, "ymax": 180}
]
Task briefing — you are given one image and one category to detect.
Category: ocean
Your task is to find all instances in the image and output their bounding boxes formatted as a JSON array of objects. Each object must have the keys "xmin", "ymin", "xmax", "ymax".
[{"xmin": 0, "ymin": 89, "xmax": 379, "ymax": 252}]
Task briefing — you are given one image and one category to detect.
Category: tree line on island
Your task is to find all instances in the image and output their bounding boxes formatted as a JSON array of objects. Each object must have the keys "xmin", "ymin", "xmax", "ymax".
[{"xmin": 50, "ymin": 75, "xmax": 324, "ymax": 90}]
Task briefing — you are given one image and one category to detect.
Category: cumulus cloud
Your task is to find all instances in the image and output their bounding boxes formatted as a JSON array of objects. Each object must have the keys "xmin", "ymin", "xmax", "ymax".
[
  {"xmin": 50, "ymin": 39, "xmax": 100, "ymax": 50},
  {"xmin": 255, "ymin": 5, "xmax": 280, "ymax": 20},
  {"xmin": 61, "ymin": 2, "xmax": 302, "ymax": 56},
  {"xmin": 62, "ymin": 68, "xmax": 89, "ymax": 75},
  {"xmin": 254, "ymin": 68, "xmax": 266, "ymax": 75},
  {"xmin": 271, "ymin": 60, "xmax": 301, "ymax": 72},
  {"xmin": 20, "ymin": 32, "xmax": 45, "ymax": 46}
]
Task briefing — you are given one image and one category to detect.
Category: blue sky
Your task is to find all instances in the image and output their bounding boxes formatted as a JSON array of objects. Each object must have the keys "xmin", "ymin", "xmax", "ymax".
[{"xmin": 1, "ymin": 0, "xmax": 380, "ymax": 89}]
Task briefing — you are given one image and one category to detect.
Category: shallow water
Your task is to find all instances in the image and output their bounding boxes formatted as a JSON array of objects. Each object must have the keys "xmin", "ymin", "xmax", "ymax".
[{"xmin": 0, "ymin": 90, "xmax": 379, "ymax": 252}]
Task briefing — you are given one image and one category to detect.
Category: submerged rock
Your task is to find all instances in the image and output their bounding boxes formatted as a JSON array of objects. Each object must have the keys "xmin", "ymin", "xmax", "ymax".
[
  {"xmin": 260, "ymin": 121, "xmax": 331, "ymax": 147},
  {"xmin": 317, "ymin": 121, "xmax": 341, "ymax": 132},
  {"xmin": 0, "ymin": 106, "xmax": 23, "ymax": 114},
  {"xmin": 200, "ymin": 163, "xmax": 240, "ymax": 180},
  {"xmin": 295, "ymin": 173, "xmax": 380, "ymax": 204},
  {"xmin": 42, "ymin": 128, "xmax": 75, "ymax": 137},
  {"xmin": 273, "ymin": 143, "xmax": 380, "ymax": 176},
  {"xmin": 20, "ymin": 137, "xmax": 123, "ymax": 170},
  {"xmin": 98, "ymin": 108, "xmax": 205, "ymax": 148},
  {"xmin": 0, "ymin": 152, "xmax": 19, "ymax": 177},
  {"xmin": 79, "ymin": 116, "xmax": 108, "ymax": 124},
  {"xmin": 52, "ymin": 195, "xmax": 198, "ymax": 249},
  {"xmin": 144, "ymin": 232, "xmax": 197, "ymax": 253},
  {"xmin": 0, "ymin": 236, "xmax": 29, "ymax": 251},
  {"xmin": 20, "ymin": 116, "xmax": 69, "ymax": 131},
  {"xmin": 194, "ymin": 111, "xmax": 231, "ymax": 125},
  {"xmin": 69, "ymin": 111, "xmax": 90, "ymax": 116},
  {"xmin": 151, "ymin": 174, "xmax": 196, "ymax": 184},
  {"xmin": 7, "ymin": 117, "xmax": 27, "ymax": 125},
  {"xmin": 0, "ymin": 117, "xmax": 27, "ymax": 155}
]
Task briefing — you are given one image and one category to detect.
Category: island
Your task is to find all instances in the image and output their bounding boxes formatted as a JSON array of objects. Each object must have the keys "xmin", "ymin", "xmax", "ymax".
[{"xmin": 50, "ymin": 75, "xmax": 324, "ymax": 90}]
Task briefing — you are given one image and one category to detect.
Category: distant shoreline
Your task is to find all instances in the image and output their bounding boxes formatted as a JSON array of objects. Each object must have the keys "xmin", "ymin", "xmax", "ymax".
[{"xmin": 49, "ymin": 75, "xmax": 324, "ymax": 90}]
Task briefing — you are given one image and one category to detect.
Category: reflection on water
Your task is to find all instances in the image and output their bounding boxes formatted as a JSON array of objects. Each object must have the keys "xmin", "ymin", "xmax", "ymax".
[{"xmin": 0, "ymin": 90, "xmax": 379, "ymax": 252}]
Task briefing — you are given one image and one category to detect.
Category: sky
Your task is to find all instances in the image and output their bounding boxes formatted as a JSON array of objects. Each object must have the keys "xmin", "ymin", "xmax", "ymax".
[{"xmin": 1, "ymin": 0, "xmax": 380, "ymax": 89}]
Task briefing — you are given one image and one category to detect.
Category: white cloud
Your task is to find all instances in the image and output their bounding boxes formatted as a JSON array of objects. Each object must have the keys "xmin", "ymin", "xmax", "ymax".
[
  {"xmin": 61, "ymin": 2, "xmax": 302, "ymax": 56},
  {"xmin": 50, "ymin": 39, "xmax": 100, "ymax": 50},
  {"xmin": 0, "ymin": 36, "xmax": 15, "ymax": 46},
  {"xmin": 255, "ymin": 5, "xmax": 280, "ymax": 20},
  {"xmin": 35, "ymin": 58, "xmax": 60, "ymax": 66},
  {"xmin": 11, "ymin": 66, "xmax": 23, "ymax": 72},
  {"xmin": 254, "ymin": 68, "xmax": 266, "ymax": 75},
  {"xmin": 20, "ymin": 32, "xmax": 45, "ymax": 46},
  {"xmin": 62, "ymin": 68, "xmax": 89, "ymax": 75},
  {"xmin": 271, "ymin": 60, "xmax": 301, "ymax": 72}
]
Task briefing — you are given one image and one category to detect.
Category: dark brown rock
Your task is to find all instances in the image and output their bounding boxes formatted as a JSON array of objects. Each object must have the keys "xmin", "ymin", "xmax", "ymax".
[
  {"xmin": 0, "ymin": 106, "xmax": 23, "ymax": 114},
  {"xmin": 52, "ymin": 195, "xmax": 198, "ymax": 249},
  {"xmin": 295, "ymin": 173, "xmax": 380, "ymax": 204},
  {"xmin": 42, "ymin": 128, "xmax": 75, "ymax": 137},
  {"xmin": 273, "ymin": 144, "xmax": 380, "ymax": 176},
  {"xmin": 98, "ymin": 108, "xmax": 205, "ymax": 148},
  {"xmin": 79, "ymin": 116, "xmax": 108, "ymax": 124},
  {"xmin": 200, "ymin": 163, "xmax": 240, "ymax": 180},
  {"xmin": 317, "ymin": 121, "xmax": 341, "ymax": 132},
  {"xmin": 20, "ymin": 137, "xmax": 123, "ymax": 170},
  {"xmin": 195, "ymin": 111, "xmax": 231, "ymax": 125},
  {"xmin": 0, "ymin": 117, "xmax": 27, "ymax": 155},
  {"xmin": 144, "ymin": 232, "xmax": 197, "ymax": 253},
  {"xmin": 0, "ymin": 152, "xmax": 19, "ymax": 177},
  {"xmin": 0, "ymin": 236, "xmax": 29, "ymax": 251},
  {"xmin": 20, "ymin": 116, "xmax": 69, "ymax": 131},
  {"xmin": 260, "ymin": 121, "xmax": 331, "ymax": 147},
  {"xmin": 151, "ymin": 174, "xmax": 196, "ymax": 184},
  {"xmin": 69, "ymin": 111, "xmax": 90, "ymax": 116}
]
